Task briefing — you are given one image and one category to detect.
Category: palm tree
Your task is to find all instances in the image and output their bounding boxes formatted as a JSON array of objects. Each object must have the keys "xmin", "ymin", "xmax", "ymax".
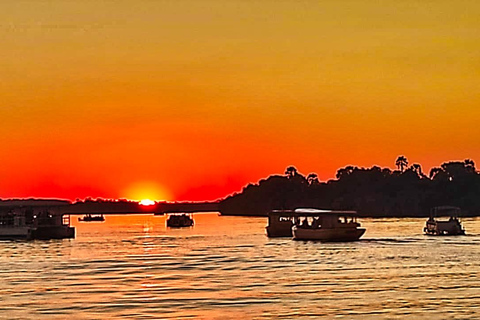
[{"xmin": 395, "ymin": 155, "xmax": 408, "ymax": 172}]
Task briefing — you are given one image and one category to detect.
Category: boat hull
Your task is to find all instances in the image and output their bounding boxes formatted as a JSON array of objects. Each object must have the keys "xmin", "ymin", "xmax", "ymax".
[
  {"xmin": 424, "ymin": 219, "xmax": 465, "ymax": 236},
  {"xmin": 292, "ymin": 226, "xmax": 366, "ymax": 242},
  {"xmin": 0, "ymin": 226, "xmax": 31, "ymax": 240},
  {"xmin": 424, "ymin": 226, "xmax": 465, "ymax": 236},
  {"xmin": 266, "ymin": 223, "xmax": 293, "ymax": 237},
  {"xmin": 166, "ymin": 215, "xmax": 194, "ymax": 228},
  {"xmin": 29, "ymin": 226, "xmax": 75, "ymax": 240},
  {"xmin": 166, "ymin": 221, "xmax": 194, "ymax": 228},
  {"xmin": 0, "ymin": 226, "xmax": 75, "ymax": 240}
]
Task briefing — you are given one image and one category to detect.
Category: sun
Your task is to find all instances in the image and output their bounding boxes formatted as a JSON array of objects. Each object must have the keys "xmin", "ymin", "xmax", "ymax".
[{"xmin": 139, "ymin": 199, "xmax": 155, "ymax": 206}]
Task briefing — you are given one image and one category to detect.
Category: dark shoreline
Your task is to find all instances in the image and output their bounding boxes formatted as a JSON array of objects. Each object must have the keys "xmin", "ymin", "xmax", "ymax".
[{"xmin": 1, "ymin": 199, "xmax": 479, "ymax": 218}]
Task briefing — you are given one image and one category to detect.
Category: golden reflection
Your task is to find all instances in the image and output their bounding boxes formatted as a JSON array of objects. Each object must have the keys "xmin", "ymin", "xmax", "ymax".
[{"xmin": 2, "ymin": 216, "xmax": 480, "ymax": 319}]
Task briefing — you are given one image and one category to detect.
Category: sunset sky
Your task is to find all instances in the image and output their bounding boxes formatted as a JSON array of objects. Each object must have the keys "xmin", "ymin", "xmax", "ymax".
[{"xmin": 1, "ymin": 0, "xmax": 479, "ymax": 201}]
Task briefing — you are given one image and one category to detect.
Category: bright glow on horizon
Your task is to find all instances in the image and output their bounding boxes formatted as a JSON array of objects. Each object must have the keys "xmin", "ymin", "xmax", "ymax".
[{"xmin": 124, "ymin": 181, "xmax": 172, "ymax": 202}]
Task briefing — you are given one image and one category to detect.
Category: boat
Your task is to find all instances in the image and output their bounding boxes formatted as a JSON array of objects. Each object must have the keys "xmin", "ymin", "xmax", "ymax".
[
  {"xmin": 0, "ymin": 209, "xmax": 75, "ymax": 240},
  {"xmin": 78, "ymin": 214, "xmax": 105, "ymax": 222},
  {"xmin": 291, "ymin": 208, "xmax": 366, "ymax": 242},
  {"xmin": 424, "ymin": 206, "xmax": 465, "ymax": 236},
  {"xmin": 166, "ymin": 213, "xmax": 194, "ymax": 228}
]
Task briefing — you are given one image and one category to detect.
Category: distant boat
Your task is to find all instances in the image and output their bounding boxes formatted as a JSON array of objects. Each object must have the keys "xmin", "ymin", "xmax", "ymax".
[
  {"xmin": 424, "ymin": 206, "xmax": 465, "ymax": 236},
  {"xmin": 166, "ymin": 213, "xmax": 194, "ymax": 228},
  {"xmin": 291, "ymin": 208, "xmax": 366, "ymax": 242},
  {"xmin": 78, "ymin": 214, "xmax": 105, "ymax": 222}
]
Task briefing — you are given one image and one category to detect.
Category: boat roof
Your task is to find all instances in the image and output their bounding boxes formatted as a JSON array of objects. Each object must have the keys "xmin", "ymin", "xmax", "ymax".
[
  {"xmin": 269, "ymin": 208, "xmax": 358, "ymax": 216},
  {"xmin": 431, "ymin": 206, "xmax": 461, "ymax": 216}
]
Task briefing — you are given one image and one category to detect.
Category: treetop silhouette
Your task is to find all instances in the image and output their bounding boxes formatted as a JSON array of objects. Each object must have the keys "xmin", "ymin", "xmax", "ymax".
[
  {"xmin": 220, "ymin": 158, "xmax": 480, "ymax": 217},
  {"xmin": 395, "ymin": 155, "xmax": 408, "ymax": 172}
]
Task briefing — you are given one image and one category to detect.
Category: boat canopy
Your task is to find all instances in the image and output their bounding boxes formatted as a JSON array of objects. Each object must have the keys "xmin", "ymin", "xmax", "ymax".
[
  {"xmin": 269, "ymin": 208, "xmax": 358, "ymax": 217},
  {"xmin": 167, "ymin": 212, "xmax": 193, "ymax": 216},
  {"xmin": 430, "ymin": 206, "xmax": 461, "ymax": 217},
  {"xmin": 294, "ymin": 208, "xmax": 358, "ymax": 216}
]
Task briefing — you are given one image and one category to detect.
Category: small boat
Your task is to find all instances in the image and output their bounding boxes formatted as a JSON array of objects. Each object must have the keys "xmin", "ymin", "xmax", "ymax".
[
  {"xmin": 424, "ymin": 206, "xmax": 465, "ymax": 236},
  {"xmin": 291, "ymin": 208, "xmax": 365, "ymax": 242},
  {"xmin": 166, "ymin": 213, "xmax": 194, "ymax": 228},
  {"xmin": 78, "ymin": 214, "xmax": 105, "ymax": 222}
]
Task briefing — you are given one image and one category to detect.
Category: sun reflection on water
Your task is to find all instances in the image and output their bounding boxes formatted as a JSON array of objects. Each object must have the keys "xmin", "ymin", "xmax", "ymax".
[{"xmin": 1, "ymin": 215, "xmax": 480, "ymax": 319}]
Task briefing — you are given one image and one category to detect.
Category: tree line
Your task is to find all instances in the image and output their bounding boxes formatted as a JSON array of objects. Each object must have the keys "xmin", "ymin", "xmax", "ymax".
[{"xmin": 219, "ymin": 157, "xmax": 480, "ymax": 217}]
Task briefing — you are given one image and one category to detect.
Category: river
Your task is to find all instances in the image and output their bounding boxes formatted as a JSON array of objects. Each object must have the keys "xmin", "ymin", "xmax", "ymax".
[{"xmin": 1, "ymin": 214, "xmax": 480, "ymax": 319}]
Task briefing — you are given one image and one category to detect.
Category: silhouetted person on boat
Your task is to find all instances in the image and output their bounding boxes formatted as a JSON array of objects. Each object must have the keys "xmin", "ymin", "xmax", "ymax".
[{"xmin": 301, "ymin": 218, "xmax": 309, "ymax": 228}]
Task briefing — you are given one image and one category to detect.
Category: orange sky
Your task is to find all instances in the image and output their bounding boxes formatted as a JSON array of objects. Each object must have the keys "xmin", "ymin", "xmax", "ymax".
[{"xmin": 1, "ymin": 0, "xmax": 479, "ymax": 201}]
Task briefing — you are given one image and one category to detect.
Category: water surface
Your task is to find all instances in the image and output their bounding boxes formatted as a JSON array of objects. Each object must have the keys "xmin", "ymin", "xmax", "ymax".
[{"xmin": 1, "ymin": 214, "xmax": 480, "ymax": 319}]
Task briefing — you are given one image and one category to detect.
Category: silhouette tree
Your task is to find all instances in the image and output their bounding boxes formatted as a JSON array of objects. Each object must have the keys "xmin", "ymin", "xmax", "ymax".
[
  {"xmin": 219, "ymin": 158, "xmax": 480, "ymax": 217},
  {"xmin": 410, "ymin": 163, "xmax": 427, "ymax": 178},
  {"xmin": 429, "ymin": 167, "xmax": 443, "ymax": 180},
  {"xmin": 440, "ymin": 160, "xmax": 478, "ymax": 181},
  {"xmin": 395, "ymin": 156, "xmax": 408, "ymax": 172},
  {"xmin": 464, "ymin": 159, "xmax": 476, "ymax": 173},
  {"xmin": 285, "ymin": 166, "xmax": 298, "ymax": 179},
  {"xmin": 336, "ymin": 166, "xmax": 356, "ymax": 180},
  {"xmin": 307, "ymin": 173, "xmax": 320, "ymax": 185}
]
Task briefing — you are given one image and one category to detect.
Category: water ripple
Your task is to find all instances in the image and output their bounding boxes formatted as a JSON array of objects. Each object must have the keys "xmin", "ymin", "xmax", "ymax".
[{"xmin": 1, "ymin": 215, "xmax": 480, "ymax": 319}]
